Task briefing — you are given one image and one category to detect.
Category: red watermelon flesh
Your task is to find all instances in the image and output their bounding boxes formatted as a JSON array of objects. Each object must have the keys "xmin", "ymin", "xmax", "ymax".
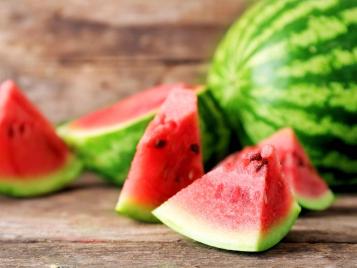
[
  {"xmin": 0, "ymin": 81, "xmax": 69, "ymax": 179},
  {"xmin": 259, "ymin": 128, "xmax": 334, "ymax": 210},
  {"xmin": 70, "ymin": 83, "xmax": 196, "ymax": 130},
  {"xmin": 153, "ymin": 145, "xmax": 300, "ymax": 251},
  {"xmin": 219, "ymin": 128, "xmax": 334, "ymax": 210},
  {"xmin": 116, "ymin": 88, "xmax": 204, "ymax": 222}
]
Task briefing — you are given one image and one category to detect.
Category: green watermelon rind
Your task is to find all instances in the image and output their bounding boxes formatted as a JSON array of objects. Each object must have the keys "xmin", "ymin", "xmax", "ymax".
[
  {"xmin": 153, "ymin": 199, "xmax": 301, "ymax": 252},
  {"xmin": 296, "ymin": 189, "xmax": 335, "ymax": 211},
  {"xmin": 115, "ymin": 197, "xmax": 159, "ymax": 223},
  {"xmin": 58, "ymin": 88, "xmax": 231, "ymax": 186},
  {"xmin": 58, "ymin": 113, "xmax": 154, "ymax": 186},
  {"xmin": 0, "ymin": 154, "xmax": 82, "ymax": 197}
]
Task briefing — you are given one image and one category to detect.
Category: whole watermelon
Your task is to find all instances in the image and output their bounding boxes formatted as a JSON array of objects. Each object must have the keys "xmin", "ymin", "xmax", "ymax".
[{"xmin": 208, "ymin": 0, "xmax": 357, "ymax": 185}]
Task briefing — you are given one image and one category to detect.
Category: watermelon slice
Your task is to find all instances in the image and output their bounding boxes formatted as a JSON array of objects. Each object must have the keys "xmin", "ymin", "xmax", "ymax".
[
  {"xmin": 0, "ymin": 81, "xmax": 82, "ymax": 197},
  {"xmin": 259, "ymin": 128, "xmax": 334, "ymax": 210},
  {"xmin": 58, "ymin": 84, "xmax": 230, "ymax": 186},
  {"xmin": 220, "ymin": 128, "xmax": 334, "ymax": 210},
  {"xmin": 116, "ymin": 89, "xmax": 204, "ymax": 222},
  {"xmin": 153, "ymin": 145, "xmax": 301, "ymax": 252}
]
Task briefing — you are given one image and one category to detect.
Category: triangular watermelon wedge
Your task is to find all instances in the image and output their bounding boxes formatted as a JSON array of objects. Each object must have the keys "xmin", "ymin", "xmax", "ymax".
[
  {"xmin": 58, "ymin": 84, "xmax": 230, "ymax": 186},
  {"xmin": 116, "ymin": 89, "xmax": 204, "ymax": 222},
  {"xmin": 220, "ymin": 128, "xmax": 334, "ymax": 210},
  {"xmin": 259, "ymin": 128, "xmax": 334, "ymax": 210},
  {"xmin": 153, "ymin": 145, "xmax": 301, "ymax": 252},
  {"xmin": 0, "ymin": 81, "xmax": 82, "ymax": 197}
]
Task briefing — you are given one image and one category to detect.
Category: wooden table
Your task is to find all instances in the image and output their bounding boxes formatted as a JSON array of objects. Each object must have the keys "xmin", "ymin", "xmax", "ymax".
[{"xmin": 0, "ymin": 1, "xmax": 356, "ymax": 267}]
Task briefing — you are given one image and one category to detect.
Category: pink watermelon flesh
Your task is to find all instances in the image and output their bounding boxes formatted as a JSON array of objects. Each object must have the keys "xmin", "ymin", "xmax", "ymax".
[
  {"xmin": 0, "ymin": 81, "xmax": 69, "ymax": 179},
  {"xmin": 153, "ymin": 145, "xmax": 300, "ymax": 251},
  {"xmin": 70, "ymin": 83, "xmax": 196, "ymax": 130},
  {"xmin": 220, "ymin": 128, "xmax": 334, "ymax": 210},
  {"xmin": 116, "ymin": 89, "xmax": 204, "ymax": 222},
  {"xmin": 259, "ymin": 128, "xmax": 334, "ymax": 210}
]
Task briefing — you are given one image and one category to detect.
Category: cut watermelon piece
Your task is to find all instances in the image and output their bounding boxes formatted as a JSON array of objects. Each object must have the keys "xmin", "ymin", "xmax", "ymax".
[
  {"xmin": 259, "ymin": 128, "xmax": 334, "ymax": 210},
  {"xmin": 0, "ymin": 81, "xmax": 82, "ymax": 197},
  {"xmin": 153, "ymin": 145, "xmax": 300, "ymax": 252},
  {"xmin": 116, "ymin": 89, "xmax": 204, "ymax": 222},
  {"xmin": 219, "ymin": 129, "xmax": 334, "ymax": 210},
  {"xmin": 58, "ymin": 84, "xmax": 230, "ymax": 186}
]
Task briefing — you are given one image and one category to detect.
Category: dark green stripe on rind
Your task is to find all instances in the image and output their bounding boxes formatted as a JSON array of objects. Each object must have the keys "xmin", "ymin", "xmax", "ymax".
[
  {"xmin": 208, "ymin": 0, "xmax": 357, "ymax": 185},
  {"xmin": 58, "ymin": 89, "xmax": 231, "ymax": 186}
]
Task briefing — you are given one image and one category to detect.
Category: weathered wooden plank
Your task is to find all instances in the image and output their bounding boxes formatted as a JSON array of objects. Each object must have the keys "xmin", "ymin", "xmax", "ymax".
[
  {"xmin": 0, "ymin": 0, "xmax": 249, "ymax": 26},
  {"xmin": 0, "ymin": 0, "xmax": 247, "ymax": 122},
  {"xmin": 0, "ymin": 59, "xmax": 207, "ymax": 123},
  {"xmin": 0, "ymin": 175, "xmax": 356, "ymax": 244},
  {"xmin": 0, "ymin": 241, "xmax": 356, "ymax": 268}
]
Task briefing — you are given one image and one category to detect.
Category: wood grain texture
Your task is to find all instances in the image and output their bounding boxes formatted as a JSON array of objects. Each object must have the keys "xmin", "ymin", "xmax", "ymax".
[
  {"xmin": 0, "ymin": 175, "xmax": 356, "ymax": 267},
  {"xmin": 0, "ymin": 0, "xmax": 249, "ymax": 123}
]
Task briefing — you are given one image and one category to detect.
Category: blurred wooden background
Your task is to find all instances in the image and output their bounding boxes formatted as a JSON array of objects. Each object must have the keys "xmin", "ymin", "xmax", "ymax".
[{"xmin": 0, "ymin": 0, "xmax": 248, "ymax": 123}]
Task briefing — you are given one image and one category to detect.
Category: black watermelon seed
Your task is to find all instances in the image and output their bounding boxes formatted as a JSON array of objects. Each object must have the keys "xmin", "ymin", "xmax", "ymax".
[
  {"xmin": 255, "ymin": 159, "xmax": 268, "ymax": 172},
  {"xmin": 154, "ymin": 139, "xmax": 167, "ymax": 148},
  {"xmin": 293, "ymin": 152, "xmax": 305, "ymax": 166},
  {"xmin": 7, "ymin": 126, "xmax": 14, "ymax": 138},
  {"xmin": 190, "ymin": 144, "xmax": 200, "ymax": 154},
  {"xmin": 249, "ymin": 152, "xmax": 262, "ymax": 162},
  {"xmin": 19, "ymin": 123, "xmax": 26, "ymax": 135}
]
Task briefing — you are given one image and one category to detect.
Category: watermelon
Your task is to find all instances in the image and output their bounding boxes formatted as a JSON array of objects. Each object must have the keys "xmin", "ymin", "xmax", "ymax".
[
  {"xmin": 116, "ymin": 89, "xmax": 204, "ymax": 222},
  {"xmin": 153, "ymin": 145, "xmax": 301, "ymax": 252},
  {"xmin": 221, "ymin": 128, "xmax": 334, "ymax": 210},
  {"xmin": 208, "ymin": 0, "xmax": 357, "ymax": 185},
  {"xmin": 58, "ymin": 84, "xmax": 230, "ymax": 186},
  {"xmin": 0, "ymin": 81, "xmax": 82, "ymax": 197}
]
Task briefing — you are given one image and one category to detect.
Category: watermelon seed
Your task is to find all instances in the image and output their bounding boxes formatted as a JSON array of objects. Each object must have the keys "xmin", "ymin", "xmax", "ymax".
[
  {"xmin": 249, "ymin": 152, "xmax": 262, "ymax": 162},
  {"xmin": 175, "ymin": 176, "xmax": 181, "ymax": 183},
  {"xmin": 19, "ymin": 123, "xmax": 26, "ymax": 135},
  {"xmin": 293, "ymin": 152, "xmax": 305, "ymax": 167},
  {"xmin": 7, "ymin": 125, "xmax": 15, "ymax": 138},
  {"xmin": 256, "ymin": 159, "xmax": 268, "ymax": 172},
  {"xmin": 190, "ymin": 144, "xmax": 200, "ymax": 154},
  {"xmin": 154, "ymin": 139, "xmax": 167, "ymax": 148}
]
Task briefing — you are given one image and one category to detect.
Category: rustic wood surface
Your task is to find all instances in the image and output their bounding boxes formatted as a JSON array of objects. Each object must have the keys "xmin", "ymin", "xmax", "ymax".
[
  {"xmin": 0, "ymin": 175, "xmax": 356, "ymax": 267},
  {"xmin": 0, "ymin": 0, "xmax": 356, "ymax": 267}
]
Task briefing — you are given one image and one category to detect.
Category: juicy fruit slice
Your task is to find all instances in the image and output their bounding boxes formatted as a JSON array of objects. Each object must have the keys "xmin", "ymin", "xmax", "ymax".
[
  {"xmin": 116, "ymin": 89, "xmax": 204, "ymax": 222},
  {"xmin": 259, "ymin": 128, "xmax": 334, "ymax": 210},
  {"xmin": 153, "ymin": 145, "xmax": 300, "ymax": 252},
  {"xmin": 58, "ymin": 84, "xmax": 230, "ymax": 186},
  {"xmin": 0, "ymin": 81, "xmax": 82, "ymax": 197},
  {"xmin": 220, "ymin": 129, "xmax": 334, "ymax": 210}
]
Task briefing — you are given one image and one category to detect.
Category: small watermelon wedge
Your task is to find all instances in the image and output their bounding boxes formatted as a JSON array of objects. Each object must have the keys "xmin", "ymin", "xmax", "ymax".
[
  {"xmin": 0, "ymin": 80, "xmax": 82, "ymax": 197},
  {"xmin": 259, "ymin": 128, "xmax": 334, "ymax": 210},
  {"xmin": 116, "ymin": 89, "xmax": 204, "ymax": 222},
  {"xmin": 220, "ymin": 128, "xmax": 334, "ymax": 211},
  {"xmin": 153, "ymin": 145, "xmax": 301, "ymax": 252},
  {"xmin": 58, "ymin": 84, "xmax": 230, "ymax": 186}
]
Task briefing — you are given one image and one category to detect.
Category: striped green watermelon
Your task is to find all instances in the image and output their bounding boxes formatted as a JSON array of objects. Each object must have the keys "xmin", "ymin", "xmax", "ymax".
[
  {"xmin": 208, "ymin": 0, "xmax": 357, "ymax": 185},
  {"xmin": 58, "ymin": 84, "xmax": 230, "ymax": 186}
]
